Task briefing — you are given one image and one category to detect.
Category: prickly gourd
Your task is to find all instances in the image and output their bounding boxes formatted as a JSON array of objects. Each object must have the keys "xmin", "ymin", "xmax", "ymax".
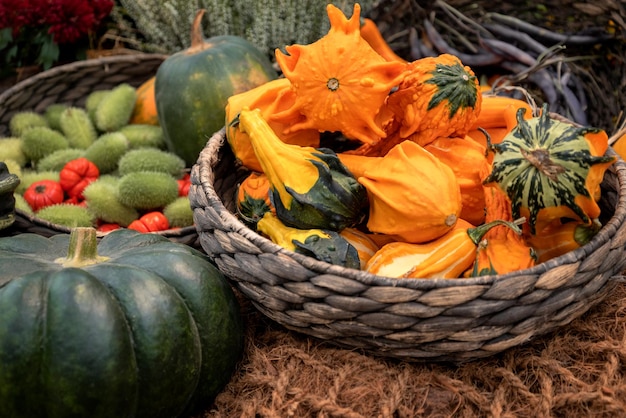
[
  {"xmin": 237, "ymin": 107, "xmax": 368, "ymax": 231},
  {"xmin": 483, "ymin": 104, "xmax": 616, "ymax": 234}
]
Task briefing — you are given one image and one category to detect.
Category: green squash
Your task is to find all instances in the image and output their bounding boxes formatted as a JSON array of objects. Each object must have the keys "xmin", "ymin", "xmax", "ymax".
[
  {"xmin": 156, "ymin": 9, "xmax": 277, "ymax": 167},
  {"xmin": 484, "ymin": 104, "xmax": 616, "ymax": 234},
  {"xmin": 0, "ymin": 162, "xmax": 20, "ymax": 230},
  {"xmin": 0, "ymin": 227, "xmax": 244, "ymax": 418}
]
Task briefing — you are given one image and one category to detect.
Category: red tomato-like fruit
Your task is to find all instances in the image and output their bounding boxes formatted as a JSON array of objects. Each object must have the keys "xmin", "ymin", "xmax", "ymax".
[
  {"xmin": 128, "ymin": 211, "xmax": 170, "ymax": 233},
  {"xmin": 60, "ymin": 157, "xmax": 100, "ymax": 199},
  {"xmin": 23, "ymin": 180, "xmax": 65, "ymax": 211}
]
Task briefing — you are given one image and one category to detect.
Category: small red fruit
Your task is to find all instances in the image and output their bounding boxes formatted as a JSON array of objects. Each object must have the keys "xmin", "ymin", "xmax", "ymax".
[{"xmin": 23, "ymin": 180, "xmax": 65, "ymax": 211}]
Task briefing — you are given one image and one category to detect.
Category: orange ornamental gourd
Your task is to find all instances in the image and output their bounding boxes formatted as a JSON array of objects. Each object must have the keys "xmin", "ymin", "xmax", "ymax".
[
  {"xmin": 155, "ymin": 9, "xmax": 277, "ymax": 167},
  {"xmin": 129, "ymin": 76, "xmax": 159, "ymax": 126},
  {"xmin": 483, "ymin": 104, "xmax": 616, "ymax": 234},
  {"xmin": 272, "ymin": 3, "xmax": 407, "ymax": 145},
  {"xmin": 525, "ymin": 218, "xmax": 602, "ymax": 263},
  {"xmin": 225, "ymin": 78, "xmax": 320, "ymax": 172},
  {"xmin": 468, "ymin": 185, "xmax": 536, "ymax": 277},
  {"xmin": 365, "ymin": 218, "xmax": 521, "ymax": 279},
  {"xmin": 424, "ymin": 136, "xmax": 491, "ymax": 226},
  {"xmin": 357, "ymin": 139, "xmax": 461, "ymax": 243},
  {"xmin": 236, "ymin": 171, "xmax": 274, "ymax": 227},
  {"xmin": 382, "ymin": 53, "xmax": 482, "ymax": 147}
]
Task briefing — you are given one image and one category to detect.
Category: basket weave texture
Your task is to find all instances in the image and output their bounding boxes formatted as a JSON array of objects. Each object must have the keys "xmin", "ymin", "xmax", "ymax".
[
  {"xmin": 0, "ymin": 54, "xmax": 199, "ymax": 247},
  {"xmin": 189, "ymin": 128, "xmax": 626, "ymax": 362}
]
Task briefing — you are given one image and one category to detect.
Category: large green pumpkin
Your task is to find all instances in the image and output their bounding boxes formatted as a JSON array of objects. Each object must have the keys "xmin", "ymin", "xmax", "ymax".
[
  {"xmin": 0, "ymin": 227, "xmax": 244, "ymax": 418},
  {"xmin": 156, "ymin": 10, "xmax": 277, "ymax": 167}
]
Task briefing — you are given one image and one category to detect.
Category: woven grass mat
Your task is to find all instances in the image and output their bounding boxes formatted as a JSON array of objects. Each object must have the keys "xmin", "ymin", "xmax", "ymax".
[{"xmin": 197, "ymin": 281, "xmax": 626, "ymax": 417}]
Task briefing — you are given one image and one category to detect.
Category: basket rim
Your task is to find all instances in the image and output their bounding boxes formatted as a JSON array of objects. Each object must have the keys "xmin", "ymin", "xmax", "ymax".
[
  {"xmin": 14, "ymin": 208, "xmax": 197, "ymax": 239},
  {"xmin": 195, "ymin": 128, "xmax": 626, "ymax": 290},
  {"xmin": 0, "ymin": 53, "xmax": 169, "ymax": 105}
]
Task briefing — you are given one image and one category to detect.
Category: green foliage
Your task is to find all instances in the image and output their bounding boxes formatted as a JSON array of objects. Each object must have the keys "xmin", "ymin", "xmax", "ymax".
[{"xmin": 112, "ymin": 0, "xmax": 375, "ymax": 55}]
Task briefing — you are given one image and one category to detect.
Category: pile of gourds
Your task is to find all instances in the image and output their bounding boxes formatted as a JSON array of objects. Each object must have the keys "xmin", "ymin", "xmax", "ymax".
[{"xmin": 227, "ymin": 3, "xmax": 616, "ymax": 279}]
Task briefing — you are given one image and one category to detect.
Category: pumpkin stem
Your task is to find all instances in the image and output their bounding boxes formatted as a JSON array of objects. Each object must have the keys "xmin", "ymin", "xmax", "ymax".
[
  {"xmin": 466, "ymin": 219, "xmax": 522, "ymax": 245},
  {"xmin": 55, "ymin": 227, "xmax": 110, "ymax": 268},
  {"xmin": 190, "ymin": 9, "xmax": 206, "ymax": 50}
]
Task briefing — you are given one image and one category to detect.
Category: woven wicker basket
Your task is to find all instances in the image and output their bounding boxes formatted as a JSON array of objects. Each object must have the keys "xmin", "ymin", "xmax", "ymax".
[
  {"xmin": 189, "ymin": 128, "xmax": 626, "ymax": 362},
  {"xmin": 0, "ymin": 54, "xmax": 199, "ymax": 247}
]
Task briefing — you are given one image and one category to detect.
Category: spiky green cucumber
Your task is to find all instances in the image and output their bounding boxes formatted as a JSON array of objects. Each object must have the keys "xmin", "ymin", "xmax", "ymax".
[
  {"xmin": 117, "ymin": 171, "xmax": 179, "ymax": 210},
  {"xmin": 85, "ymin": 90, "xmax": 110, "ymax": 123},
  {"xmin": 44, "ymin": 103, "xmax": 69, "ymax": 131},
  {"xmin": 0, "ymin": 137, "xmax": 27, "ymax": 167},
  {"xmin": 13, "ymin": 193, "xmax": 33, "ymax": 215},
  {"xmin": 94, "ymin": 84, "xmax": 137, "ymax": 132},
  {"xmin": 118, "ymin": 124, "xmax": 165, "ymax": 149},
  {"xmin": 36, "ymin": 203, "xmax": 95, "ymax": 227},
  {"xmin": 21, "ymin": 127, "xmax": 69, "ymax": 162},
  {"xmin": 37, "ymin": 149, "xmax": 85, "ymax": 172},
  {"xmin": 117, "ymin": 148, "xmax": 185, "ymax": 178},
  {"xmin": 59, "ymin": 107, "xmax": 98, "ymax": 149},
  {"xmin": 84, "ymin": 132, "xmax": 129, "ymax": 174},
  {"xmin": 83, "ymin": 179, "xmax": 139, "ymax": 227},
  {"xmin": 163, "ymin": 197, "xmax": 194, "ymax": 227},
  {"xmin": 9, "ymin": 111, "xmax": 49, "ymax": 136}
]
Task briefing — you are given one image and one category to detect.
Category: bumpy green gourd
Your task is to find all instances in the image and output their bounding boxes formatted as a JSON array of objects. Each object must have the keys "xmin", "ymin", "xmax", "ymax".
[
  {"xmin": 83, "ymin": 179, "xmax": 139, "ymax": 226},
  {"xmin": 21, "ymin": 127, "xmax": 69, "ymax": 162},
  {"xmin": 84, "ymin": 132, "xmax": 129, "ymax": 174},
  {"xmin": 85, "ymin": 90, "xmax": 110, "ymax": 122},
  {"xmin": 9, "ymin": 111, "xmax": 49, "ymax": 137},
  {"xmin": 59, "ymin": 107, "xmax": 98, "ymax": 149},
  {"xmin": 238, "ymin": 108, "xmax": 368, "ymax": 230},
  {"xmin": 118, "ymin": 148, "xmax": 185, "ymax": 178},
  {"xmin": 0, "ymin": 138, "xmax": 27, "ymax": 167},
  {"xmin": 256, "ymin": 212, "xmax": 361, "ymax": 268},
  {"xmin": 15, "ymin": 170, "xmax": 60, "ymax": 194},
  {"xmin": 163, "ymin": 197, "xmax": 194, "ymax": 228},
  {"xmin": 37, "ymin": 148, "xmax": 84, "ymax": 172},
  {"xmin": 36, "ymin": 204, "xmax": 95, "ymax": 227},
  {"xmin": 44, "ymin": 103, "xmax": 69, "ymax": 131},
  {"xmin": 119, "ymin": 124, "xmax": 165, "ymax": 149},
  {"xmin": 117, "ymin": 171, "xmax": 179, "ymax": 210},
  {"xmin": 94, "ymin": 84, "xmax": 137, "ymax": 132}
]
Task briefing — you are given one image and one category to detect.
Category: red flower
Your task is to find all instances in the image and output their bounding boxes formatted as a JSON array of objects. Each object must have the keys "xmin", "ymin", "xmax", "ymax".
[{"xmin": 46, "ymin": 0, "xmax": 96, "ymax": 44}]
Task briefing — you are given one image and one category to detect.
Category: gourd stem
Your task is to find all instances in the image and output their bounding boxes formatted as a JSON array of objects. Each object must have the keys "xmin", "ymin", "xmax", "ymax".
[
  {"xmin": 190, "ymin": 10, "xmax": 206, "ymax": 50},
  {"xmin": 56, "ymin": 227, "xmax": 109, "ymax": 268},
  {"xmin": 467, "ymin": 219, "xmax": 522, "ymax": 245}
]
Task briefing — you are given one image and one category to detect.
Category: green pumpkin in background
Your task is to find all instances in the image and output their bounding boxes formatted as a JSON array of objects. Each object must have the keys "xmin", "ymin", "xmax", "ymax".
[
  {"xmin": 0, "ymin": 227, "xmax": 244, "ymax": 418},
  {"xmin": 156, "ymin": 9, "xmax": 278, "ymax": 167}
]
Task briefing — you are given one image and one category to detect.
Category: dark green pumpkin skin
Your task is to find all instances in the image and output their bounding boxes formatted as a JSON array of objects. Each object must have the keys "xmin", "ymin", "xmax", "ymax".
[
  {"xmin": 0, "ymin": 229, "xmax": 244, "ymax": 418},
  {"xmin": 156, "ymin": 35, "xmax": 277, "ymax": 167}
]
